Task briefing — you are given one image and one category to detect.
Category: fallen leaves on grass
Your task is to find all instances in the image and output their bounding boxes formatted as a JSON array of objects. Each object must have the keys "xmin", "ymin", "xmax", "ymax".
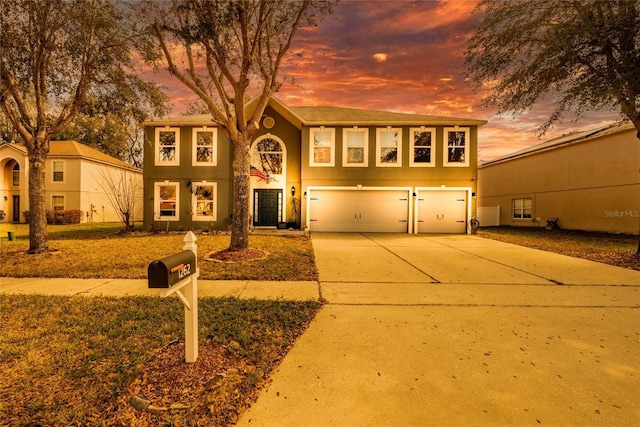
[
  {"xmin": 204, "ymin": 248, "xmax": 268, "ymax": 263},
  {"xmin": 0, "ymin": 295, "xmax": 322, "ymax": 426},
  {"xmin": 0, "ymin": 231, "xmax": 317, "ymax": 281},
  {"xmin": 478, "ymin": 227, "xmax": 639, "ymax": 270},
  {"xmin": 118, "ymin": 341, "xmax": 258, "ymax": 426}
]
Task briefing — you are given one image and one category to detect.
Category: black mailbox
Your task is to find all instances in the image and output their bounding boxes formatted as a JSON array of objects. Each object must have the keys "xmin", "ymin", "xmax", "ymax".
[{"xmin": 148, "ymin": 250, "xmax": 197, "ymax": 288}]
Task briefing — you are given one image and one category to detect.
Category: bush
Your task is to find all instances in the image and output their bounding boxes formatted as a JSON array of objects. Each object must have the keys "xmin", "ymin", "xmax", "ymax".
[{"xmin": 45, "ymin": 210, "xmax": 83, "ymax": 225}]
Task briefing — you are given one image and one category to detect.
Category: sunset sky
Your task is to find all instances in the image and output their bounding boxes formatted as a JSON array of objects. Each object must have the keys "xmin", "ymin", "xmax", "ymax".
[{"xmin": 151, "ymin": 0, "xmax": 621, "ymax": 162}]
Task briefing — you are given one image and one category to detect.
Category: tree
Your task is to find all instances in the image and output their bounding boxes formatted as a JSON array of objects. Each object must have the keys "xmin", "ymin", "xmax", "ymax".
[
  {"xmin": 464, "ymin": 0, "xmax": 640, "ymax": 254},
  {"xmin": 135, "ymin": 0, "xmax": 335, "ymax": 252},
  {"xmin": 98, "ymin": 168, "xmax": 141, "ymax": 232},
  {"xmin": 464, "ymin": 0, "xmax": 640, "ymax": 139},
  {"xmin": 0, "ymin": 0, "xmax": 167, "ymax": 253}
]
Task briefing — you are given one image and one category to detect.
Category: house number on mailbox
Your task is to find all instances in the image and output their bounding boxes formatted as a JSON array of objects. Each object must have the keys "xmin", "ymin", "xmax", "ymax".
[{"xmin": 171, "ymin": 263, "xmax": 191, "ymax": 279}]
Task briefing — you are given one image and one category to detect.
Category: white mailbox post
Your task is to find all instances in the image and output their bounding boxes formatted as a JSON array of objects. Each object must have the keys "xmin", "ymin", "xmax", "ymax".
[{"xmin": 148, "ymin": 231, "xmax": 199, "ymax": 363}]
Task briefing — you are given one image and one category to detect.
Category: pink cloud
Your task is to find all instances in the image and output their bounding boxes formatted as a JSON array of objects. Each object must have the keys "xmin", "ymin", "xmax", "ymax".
[{"xmin": 142, "ymin": 0, "xmax": 624, "ymax": 161}]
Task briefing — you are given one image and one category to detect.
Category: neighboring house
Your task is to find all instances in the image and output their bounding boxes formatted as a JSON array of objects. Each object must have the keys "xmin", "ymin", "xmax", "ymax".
[
  {"xmin": 477, "ymin": 121, "xmax": 640, "ymax": 234},
  {"xmin": 142, "ymin": 97, "xmax": 486, "ymax": 234},
  {"xmin": 0, "ymin": 140, "xmax": 143, "ymax": 224}
]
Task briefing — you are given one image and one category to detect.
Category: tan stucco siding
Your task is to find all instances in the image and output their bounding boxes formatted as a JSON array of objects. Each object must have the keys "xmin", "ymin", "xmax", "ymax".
[
  {"xmin": 478, "ymin": 127, "xmax": 640, "ymax": 233},
  {"xmin": 80, "ymin": 161, "xmax": 143, "ymax": 223}
]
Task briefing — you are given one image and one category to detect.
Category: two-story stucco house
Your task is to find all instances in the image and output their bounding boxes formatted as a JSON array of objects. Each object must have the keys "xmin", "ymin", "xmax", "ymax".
[
  {"xmin": 478, "ymin": 121, "xmax": 640, "ymax": 234},
  {"xmin": 0, "ymin": 140, "xmax": 143, "ymax": 224},
  {"xmin": 142, "ymin": 97, "xmax": 486, "ymax": 233}
]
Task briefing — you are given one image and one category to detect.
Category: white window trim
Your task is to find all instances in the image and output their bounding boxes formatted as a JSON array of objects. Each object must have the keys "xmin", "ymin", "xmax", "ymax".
[
  {"xmin": 512, "ymin": 197, "xmax": 532, "ymax": 220},
  {"xmin": 192, "ymin": 127, "xmax": 217, "ymax": 166},
  {"xmin": 155, "ymin": 127, "xmax": 180, "ymax": 166},
  {"xmin": 409, "ymin": 127, "xmax": 436, "ymax": 167},
  {"xmin": 154, "ymin": 181, "xmax": 180, "ymax": 221},
  {"xmin": 52, "ymin": 160, "xmax": 65, "ymax": 183},
  {"xmin": 376, "ymin": 127, "xmax": 402, "ymax": 167},
  {"xmin": 309, "ymin": 127, "xmax": 335, "ymax": 167},
  {"xmin": 342, "ymin": 127, "xmax": 369, "ymax": 167},
  {"xmin": 191, "ymin": 182, "xmax": 218, "ymax": 221},
  {"xmin": 51, "ymin": 194, "xmax": 65, "ymax": 211},
  {"xmin": 443, "ymin": 127, "xmax": 470, "ymax": 167}
]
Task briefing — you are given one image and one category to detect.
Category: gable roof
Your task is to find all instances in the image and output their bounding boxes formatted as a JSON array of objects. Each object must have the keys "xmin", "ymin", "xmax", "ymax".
[
  {"xmin": 142, "ymin": 97, "xmax": 487, "ymax": 128},
  {"xmin": 479, "ymin": 121, "xmax": 636, "ymax": 168},
  {"xmin": 1, "ymin": 141, "xmax": 141, "ymax": 172}
]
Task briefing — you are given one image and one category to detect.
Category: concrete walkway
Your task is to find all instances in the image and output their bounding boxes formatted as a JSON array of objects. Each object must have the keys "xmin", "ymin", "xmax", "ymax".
[
  {"xmin": 2, "ymin": 233, "xmax": 639, "ymax": 426},
  {"xmin": 236, "ymin": 233, "xmax": 640, "ymax": 427}
]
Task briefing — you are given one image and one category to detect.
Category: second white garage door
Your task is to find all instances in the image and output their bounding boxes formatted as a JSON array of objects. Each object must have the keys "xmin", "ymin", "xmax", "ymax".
[
  {"xmin": 309, "ymin": 189, "xmax": 410, "ymax": 232},
  {"xmin": 417, "ymin": 190, "xmax": 468, "ymax": 233}
]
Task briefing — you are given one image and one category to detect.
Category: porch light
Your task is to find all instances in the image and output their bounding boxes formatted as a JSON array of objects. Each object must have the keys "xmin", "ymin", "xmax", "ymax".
[{"xmin": 291, "ymin": 186, "xmax": 295, "ymax": 196}]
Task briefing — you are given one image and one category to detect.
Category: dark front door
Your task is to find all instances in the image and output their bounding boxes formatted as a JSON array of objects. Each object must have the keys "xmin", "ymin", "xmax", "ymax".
[
  {"xmin": 12, "ymin": 196, "xmax": 20, "ymax": 222},
  {"xmin": 253, "ymin": 189, "xmax": 281, "ymax": 227}
]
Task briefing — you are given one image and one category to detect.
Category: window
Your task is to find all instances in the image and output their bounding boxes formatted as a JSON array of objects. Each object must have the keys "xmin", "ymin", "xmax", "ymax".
[
  {"xmin": 376, "ymin": 127, "xmax": 402, "ymax": 167},
  {"xmin": 154, "ymin": 182, "xmax": 179, "ymax": 220},
  {"xmin": 192, "ymin": 182, "xmax": 217, "ymax": 221},
  {"xmin": 410, "ymin": 127, "xmax": 436, "ymax": 167},
  {"xmin": 444, "ymin": 127, "xmax": 469, "ymax": 167},
  {"xmin": 310, "ymin": 127, "xmax": 335, "ymax": 166},
  {"xmin": 155, "ymin": 127, "xmax": 180, "ymax": 166},
  {"xmin": 342, "ymin": 127, "xmax": 368, "ymax": 167},
  {"xmin": 252, "ymin": 137, "xmax": 283, "ymax": 178},
  {"xmin": 513, "ymin": 198, "xmax": 532, "ymax": 219},
  {"xmin": 192, "ymin": 127, "xmax": 217, "ymax": 166},
  {"xmin": 52, "ymin": 161, "xmax": 64, "ymax": 182},
  {"xmin": 52, "ymin": 195, "xmax": 65, "ymax": 211},
  {"xmin": 12, "ymin": 163, "xmax": 19, "ymax": 186}
]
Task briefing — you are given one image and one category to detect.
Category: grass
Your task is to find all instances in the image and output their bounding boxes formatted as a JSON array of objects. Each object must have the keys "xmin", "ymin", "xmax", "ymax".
[
  {"xmin": 0, "ymin": 223, "xmax": 317, "ymax": 281},
  {"xmin": 0, "ymin": 294, "xmax": 321, "ymax": 426},
  {"xmin": 477, "ymin": 226, "xmax": 639, "ymax": 270}
]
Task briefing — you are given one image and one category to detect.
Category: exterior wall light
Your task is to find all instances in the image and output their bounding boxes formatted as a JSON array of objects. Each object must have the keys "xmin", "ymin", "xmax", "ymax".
[{"xmin": 291, "ymin": 186, "xmax": 295, "ymax": 196}]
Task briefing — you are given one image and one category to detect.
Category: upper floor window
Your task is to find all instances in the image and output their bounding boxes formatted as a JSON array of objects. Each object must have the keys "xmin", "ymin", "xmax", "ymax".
[
  {"xmin": 310, "ymin": 127, "xmax": 335, "ymax": 167},
  {"xmin": 52, "ymin": 161, "xmax": 64, "ymax": 182},
  {"xmin": 192, "ymin": 127, "xmax": 217, "ymax": 166},
  {"xmin": 155, "ymin": 127, "xmax": 180, "ymax": 166},
  {"xmin": 342, "ymin": 127, "xmax": 368, "ymax": 167},
  {"xmin": 444, "ymin": 127, "xmax": 469, "ymax": 167},
  {"xmin": 12, "ymin": 163, "xmax": 19, "ymax": 186},
  {"xmin": 513, "ymin": 198, "xmax": 532, "ymax": 219},
  {"xmin": 376, "ymin": 127, "xmax": 402, "ymax": 167},
  {"xmin": 410, "ymin": 127, "xmax": 436, "ymax": 167},
  {"xmin": 192, "ymin": 182, "xmax": 217, "ymax": 221},
  {"xmin": 154, "ymin": 182, "xmax": 179, "ymax": 220}
]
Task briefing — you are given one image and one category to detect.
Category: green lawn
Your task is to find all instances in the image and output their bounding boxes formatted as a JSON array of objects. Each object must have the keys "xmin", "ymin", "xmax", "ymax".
[{"xmin": 0, "ymin": 222, "xmax": 318, "ymax": 280}]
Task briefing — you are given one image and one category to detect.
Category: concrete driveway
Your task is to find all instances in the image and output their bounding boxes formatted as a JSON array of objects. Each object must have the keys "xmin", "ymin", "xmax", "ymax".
[{"xmin": 237, "ymin": 233, "xmax": 640, "ymax": 427}]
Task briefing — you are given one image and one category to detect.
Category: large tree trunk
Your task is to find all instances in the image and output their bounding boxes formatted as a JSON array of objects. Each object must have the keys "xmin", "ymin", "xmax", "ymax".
[
  {"xmin": 229, "ymin": 134, "xmax": 251, "ymax": 251},
  {"xmin": 27, "ymin": 151, "xmax": 49, "ymax": 254}
]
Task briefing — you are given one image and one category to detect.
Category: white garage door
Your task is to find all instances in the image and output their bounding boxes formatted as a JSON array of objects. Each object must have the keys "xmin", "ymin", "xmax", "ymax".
[
  {"xmin": 309, "ymin": 189, "xmax": 410, "ymax": 232},
  {"xmin": 417, "ymin": 190, "xmax": 467, "ymax": 233}
]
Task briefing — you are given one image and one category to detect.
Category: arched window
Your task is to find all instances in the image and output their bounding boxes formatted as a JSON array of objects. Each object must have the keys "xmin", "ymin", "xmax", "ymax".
[
  {"xmin": 252, "ymin": 137, "xmax": 283, "ymax": 176},
  {"xmin": 12, "ymin": 163, "xmax": 19, "ymax": 187}
]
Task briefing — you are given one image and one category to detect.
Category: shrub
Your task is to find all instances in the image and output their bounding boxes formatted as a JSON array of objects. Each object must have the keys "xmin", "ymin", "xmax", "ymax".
[{"xmin": 45, "ymin": 210, "xmax": 83, "ymax": 225}]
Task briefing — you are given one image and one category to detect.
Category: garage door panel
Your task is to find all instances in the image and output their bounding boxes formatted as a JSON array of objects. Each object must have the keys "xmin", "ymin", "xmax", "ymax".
[
  {"xmin": 310, "ymin": 190, "xmax": 409, "ymax": 232},
  {"xmin": 417, "ymin": 190, "xmax": 467, "ymax": 233}
]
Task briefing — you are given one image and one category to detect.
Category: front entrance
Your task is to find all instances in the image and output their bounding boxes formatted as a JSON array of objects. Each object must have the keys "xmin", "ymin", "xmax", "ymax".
[
  {"xmin": 12, "ymin": 196, "xmax": 20, "ymax": 222},
  {"xmin": 253, "ymin": 189, "xmax": 283, "ymax": 227}
]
